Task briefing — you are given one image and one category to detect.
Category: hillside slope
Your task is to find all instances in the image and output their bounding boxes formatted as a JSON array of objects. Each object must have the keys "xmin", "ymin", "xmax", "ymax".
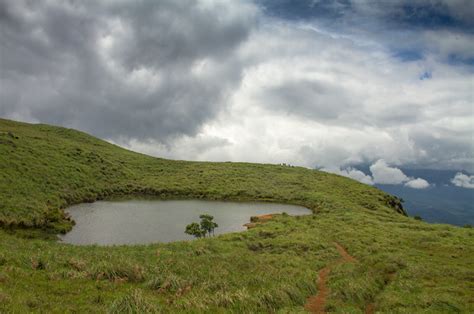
[
  {"xmin": 0, "ymin": 118, "xmax": 472, "ymax": 313},
  {"xmin": 0, "ymin": 118, "xmax": 403, "ymax": 232}
]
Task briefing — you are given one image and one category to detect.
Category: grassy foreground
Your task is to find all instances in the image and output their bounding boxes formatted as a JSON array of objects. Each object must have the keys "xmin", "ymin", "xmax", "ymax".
[{"xmin": 0, "ymin": 118, "xmax": 473, "ymax": 313}]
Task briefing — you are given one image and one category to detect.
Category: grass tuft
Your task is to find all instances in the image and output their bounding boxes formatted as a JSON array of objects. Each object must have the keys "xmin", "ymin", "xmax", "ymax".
[{"xmin": 108, "ymin": 289, "xmax": 157, "ymax": 313}]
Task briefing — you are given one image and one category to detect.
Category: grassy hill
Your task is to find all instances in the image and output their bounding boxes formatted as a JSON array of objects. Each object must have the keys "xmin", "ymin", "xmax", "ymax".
[
  {"xmin": 0, "ymin": 118, "xmax": 472, "ymax": 313},
  {"xmin": 0, "ymin": 118, "xmax": 404, "ymax": 232}
]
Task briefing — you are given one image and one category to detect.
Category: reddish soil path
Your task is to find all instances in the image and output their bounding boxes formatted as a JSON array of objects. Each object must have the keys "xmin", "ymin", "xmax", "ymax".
[
  {"xmin": 305, "ymin": 266, "xmax": 331, "ymax": 313},
  {"xmin": 334, "ymin": 242, "xmax": 356, "ymax": 263},
  {"xmin": 304, "ymin": 242, "xmax": 357, "ymax": 313},
  {"xmin": 365, "ymin": 303, "xmax": 375, "ymax": 314}
]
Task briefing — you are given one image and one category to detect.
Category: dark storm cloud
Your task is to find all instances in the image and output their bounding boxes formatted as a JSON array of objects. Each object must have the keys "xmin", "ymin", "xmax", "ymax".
[
  {"xmin": 110, "ymin": 1, "xmax": 252, "ymax": 71},
  {"xmin": 0, "ymin": 0, "xmax": 257, "ymax": 140}
]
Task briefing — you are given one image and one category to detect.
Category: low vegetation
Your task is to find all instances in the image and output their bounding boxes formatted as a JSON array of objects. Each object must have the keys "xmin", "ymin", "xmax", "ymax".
[{"xmin": 0, "ymin": 118, "xmax": 473, "ymax": 312}]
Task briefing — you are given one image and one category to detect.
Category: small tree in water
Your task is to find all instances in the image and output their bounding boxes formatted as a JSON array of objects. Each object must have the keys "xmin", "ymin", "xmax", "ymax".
[{"xmin": 184, "ymin": 214, "xmax": 219, "ymax": 238}]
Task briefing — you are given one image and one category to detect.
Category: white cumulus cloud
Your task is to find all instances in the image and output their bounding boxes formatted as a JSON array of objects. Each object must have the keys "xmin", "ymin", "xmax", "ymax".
[
  {"xmin": 404, "ymin": 178, "xmax": 430, "ymax": 189},
  {"xmin": 321, "ymin": 167, "xmax": 374, "ymax": 185},
  {"xmin": 323, "ymin": 160, "xmax": 430, "ymax": 189},
  {"xmin": 370, "ymin": 160, "xmax": 410, "ymax": 184},
  {"xmin": 451, "ymin": 173, "xmax": 474, "ymax": 189}
]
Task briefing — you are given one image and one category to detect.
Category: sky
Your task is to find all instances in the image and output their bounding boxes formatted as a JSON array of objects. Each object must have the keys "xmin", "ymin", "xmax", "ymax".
[{"xmin": 1, "ymin": 0, "xmax": 473, "ymax": 190}]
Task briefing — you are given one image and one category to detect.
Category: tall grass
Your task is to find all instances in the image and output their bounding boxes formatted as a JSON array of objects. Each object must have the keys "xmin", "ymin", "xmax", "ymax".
[{"xmin": 0, "ymin": 118, "xmax": 472, "ymax": 312}]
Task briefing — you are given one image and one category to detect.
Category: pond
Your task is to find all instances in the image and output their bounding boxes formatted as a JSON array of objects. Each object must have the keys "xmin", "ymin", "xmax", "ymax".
[{"xmin": 59, "ymin": 199, "xmax": 311, "ymax": 245}]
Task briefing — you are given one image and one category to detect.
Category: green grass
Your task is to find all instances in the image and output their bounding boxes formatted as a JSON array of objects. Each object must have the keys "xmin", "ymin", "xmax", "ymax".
[
  {"xmin": 0, "ymin": 118, "xmax": 473, "ymax": 313},
  {"xmin": 0, "ymin": 118, "xmax": 404, "ymax": 232}
]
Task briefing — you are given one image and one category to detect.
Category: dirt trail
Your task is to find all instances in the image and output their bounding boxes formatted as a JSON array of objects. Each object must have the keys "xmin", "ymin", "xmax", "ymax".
[
  {"xmin": 365, "ymin": 303, "xmax": 375, "ymax": 314},
  {"xmin": 334, "ymin": 242, "xmax": 356, "ymax": 263},
  {"xmin": 304, "ymin": 242, "xmax": 357, "ymax": 313},
  {"xmin": 304, "ymin": 266, "xmax": 331, "ymax": 313}
]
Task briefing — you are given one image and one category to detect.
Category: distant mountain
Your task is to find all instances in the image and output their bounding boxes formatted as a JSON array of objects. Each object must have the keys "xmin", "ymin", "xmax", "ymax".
[
  {"xmin": 377, "ymin": 184, "xmax": 473, "ymax": 226},
  {"xmin": 356, "ymin": 166, "xmax": 473, "ymax": 226}
]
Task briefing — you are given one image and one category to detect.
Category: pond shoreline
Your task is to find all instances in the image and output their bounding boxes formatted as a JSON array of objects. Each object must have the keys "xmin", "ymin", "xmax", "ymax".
[{"xmin": 59, "ymin": 199, "xmax": 310, "ymax": 246}]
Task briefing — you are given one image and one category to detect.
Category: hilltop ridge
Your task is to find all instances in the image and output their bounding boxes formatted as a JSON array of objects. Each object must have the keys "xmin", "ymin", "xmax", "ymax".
[{"xmin": 0, "ymin": 118, "xmax": 404, "ymax": 232}]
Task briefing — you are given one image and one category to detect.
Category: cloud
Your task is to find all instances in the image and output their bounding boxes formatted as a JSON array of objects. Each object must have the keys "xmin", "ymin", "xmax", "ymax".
[
  {"xmin": 322, "ymin": 167, "xmax": 374, "ymax": 185},
  {"xmin": 260, "ymin": 79, "xmax": 354, "ymax": 121},
  {"xmin": 370, "ymin": 160, "xmax": 410, "ymax": 184},
  {"xmin": 258, "ymin": 0, "xmax": 474, "ymax": 28},
  {"xmin": 404, "ymin": 178, "xmax": 430, "ymax": 189},
  {"xmin": 114, "ymin": 133, "xmax": 232, "ymax": 162},
  {"xmin": 451, "ymin": 173, "xmax": 474, "ymax": 189},
  {"xmin": 0, "ymin": 0, "xmax": 473, "ymax": 173},
  {"xmin": 423, "ymin": 30, "xmax": 474, "ymax": 61},
  {"xmin": 259, "ymin": 0, "xmax": 474, "ymax": 61},
  {"xmin": 352, "ymin": 0, "xmax": 474, "ymax": 28},
  {"xmin": 368, "ymin": 160, "xmax": 430, "ymax": 188},
  {"xmin": 322, "ymin": 160, "xmax": 430, "ymax": 189},
  {"xmin": 0, "ymin": 0, "xmax": 257, "ymax": 140},
  {"xmin": 114, "ymin": 18, "xmax": 473, "ymax": 172}
]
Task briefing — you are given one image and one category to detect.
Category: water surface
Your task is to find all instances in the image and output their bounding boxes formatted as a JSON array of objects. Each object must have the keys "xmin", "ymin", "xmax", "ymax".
[{"xmin": 60, "ymin": 199, "xmax": 310, "ymax": 245}]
